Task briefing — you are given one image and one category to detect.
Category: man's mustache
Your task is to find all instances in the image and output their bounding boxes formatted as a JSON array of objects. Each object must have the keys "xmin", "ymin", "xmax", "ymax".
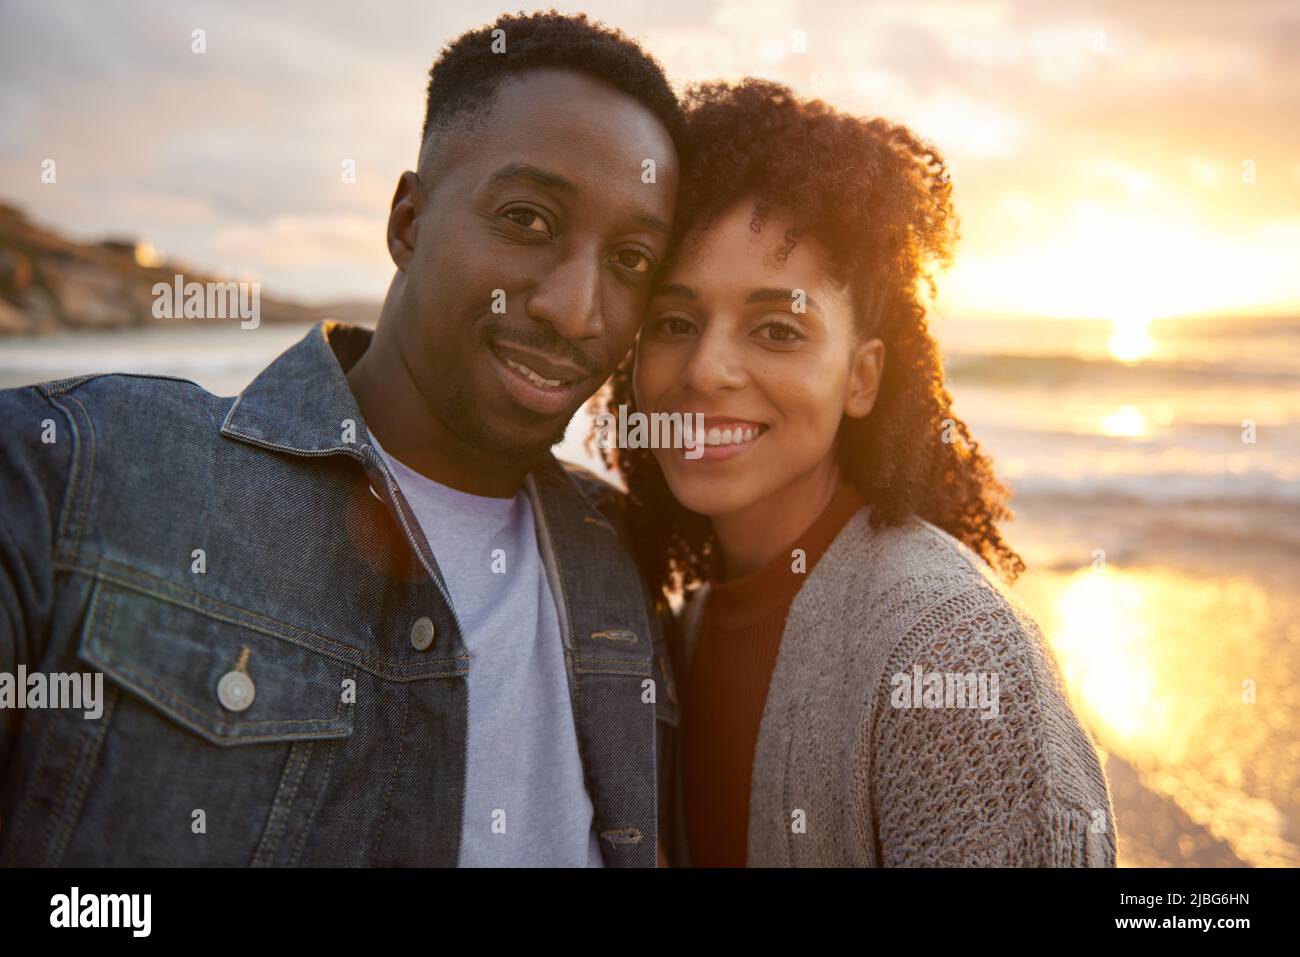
[{"xmin": 482, "ymin": 318, "xmax": 600, "ymax": 378}]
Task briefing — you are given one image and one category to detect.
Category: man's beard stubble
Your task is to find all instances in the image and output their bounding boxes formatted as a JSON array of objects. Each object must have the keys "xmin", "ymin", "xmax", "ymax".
[{"xmin": 444, "ymin": 381, "xmax": 571, "ymax": 465}]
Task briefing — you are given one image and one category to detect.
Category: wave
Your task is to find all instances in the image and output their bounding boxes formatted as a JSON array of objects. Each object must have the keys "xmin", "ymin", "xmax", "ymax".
[
  {"xmin": 1009, "ymin": 470, "xmax": 1300, "ymax": 506},
  {"xmin": 944, "ymin": 352, "xmax": 1300, "ymax": 387}
]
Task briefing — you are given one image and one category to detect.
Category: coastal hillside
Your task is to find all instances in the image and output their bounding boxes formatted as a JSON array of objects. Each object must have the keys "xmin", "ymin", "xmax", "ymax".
[{"xmin": 0, "ymin": 202, "xmax": 379, "ymax": 334}]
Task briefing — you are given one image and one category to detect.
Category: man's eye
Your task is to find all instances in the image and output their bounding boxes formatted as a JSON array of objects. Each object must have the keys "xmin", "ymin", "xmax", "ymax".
[
  {"xmin": 503, "ymin": 207, "xmax": 550, "ymax": 235},
  {"xmin": 611, "ymin": 249, "xmax": 654, "ymax": 274}
]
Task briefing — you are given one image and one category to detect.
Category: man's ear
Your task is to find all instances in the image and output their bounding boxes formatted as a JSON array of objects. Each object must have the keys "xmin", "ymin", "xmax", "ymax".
[
  {"xmin": 386, "ymin": 170, "xmax": 424, "ymax": 271},
  {"xmin": 844, "ymin": 337, "xmax": 886, "ymax": 419}
]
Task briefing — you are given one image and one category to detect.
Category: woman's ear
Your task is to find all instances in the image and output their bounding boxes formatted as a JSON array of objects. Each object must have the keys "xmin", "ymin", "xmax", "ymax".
[{"xmin": 844, "ymin": 337, "xmax": 886, "ymax": 419}]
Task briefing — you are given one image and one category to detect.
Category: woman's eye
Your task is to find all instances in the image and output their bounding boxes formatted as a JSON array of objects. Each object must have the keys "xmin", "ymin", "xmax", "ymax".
[
  {"xmin": 503, "ymin": 207, "xmax": 550, "ymax": 235},
  {"xmin": 611, "ymin": 249, "xmax": 654, "ymax": 274},
  {"xmin": 757, "ymin": 320, "xmax": 805, "ymax": 342},
  {"xmin": 654, "ymin": 316, "xmax": 696, "ymax": 337}
]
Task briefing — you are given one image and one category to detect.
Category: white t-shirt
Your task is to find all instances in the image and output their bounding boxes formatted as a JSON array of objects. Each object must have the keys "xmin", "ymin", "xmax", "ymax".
[{"xmin": 371, "ymin": 435, "xmax": 604, "ymax": 867}]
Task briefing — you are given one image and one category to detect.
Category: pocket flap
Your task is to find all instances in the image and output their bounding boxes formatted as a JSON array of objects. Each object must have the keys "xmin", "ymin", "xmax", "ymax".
[{"xmin": 79, "ymin": 578, "xmax": 354, "ymax": 746}]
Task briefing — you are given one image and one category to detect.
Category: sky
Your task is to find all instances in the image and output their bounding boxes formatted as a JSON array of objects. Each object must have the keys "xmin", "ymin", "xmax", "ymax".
[{"xmin": 1, "ymin": 0, "xmax": 1297, "ymax": 322}]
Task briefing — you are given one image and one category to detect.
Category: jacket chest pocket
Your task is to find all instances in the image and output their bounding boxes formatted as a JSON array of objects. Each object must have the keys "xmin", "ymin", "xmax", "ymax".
[{"xmin": 51, "ymin": 577, "xmax": 355, "ymax": 866}]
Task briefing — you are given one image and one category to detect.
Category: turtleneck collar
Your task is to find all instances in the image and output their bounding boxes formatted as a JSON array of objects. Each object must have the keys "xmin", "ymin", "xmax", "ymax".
[{"xmin": 705, "ymin": 480, "xmax": 866, "ymax": 630}]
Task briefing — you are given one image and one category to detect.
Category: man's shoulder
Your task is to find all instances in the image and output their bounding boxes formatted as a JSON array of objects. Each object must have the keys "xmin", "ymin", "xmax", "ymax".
[
  {"xmin": 14, "ymin": 371, "xmax": 233, "ymax": 429},
  {"xmin": 549, "ymin": 458, "xmax": 648, "ymax": 577},
  {"xmin": 1, "ymin": 373, "xmax": 234, "ymax": 474},
  {"xmin": 37, "ymin": 369, "xmax": 216, "ymax": 394},
  {"xmin": 555, "ymin": 458, "xmax": 628, "ymax": 514},
  {"xmin": 13, "ymin": 369, "xmax": 220, "ymax": 403}
]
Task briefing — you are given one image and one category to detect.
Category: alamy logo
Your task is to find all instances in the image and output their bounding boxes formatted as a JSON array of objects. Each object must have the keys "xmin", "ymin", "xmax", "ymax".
[
  {"xmin": 0, "ymin": 667, "xmax": 103, "ymax": 719},
  {"xmin": 152, "ymin": 273, "xmax": 260, "ymax": 328},
  {"xmin": 890, "ymin": 664, "xmax": 1000, "ymax": 719},
  {"xmin": 50, "ymin": 887, "xmax": 151, "ymax": 937},
  {"xmin": 593, "ymin": 404, "xmax": 705, "ymax": 459}
]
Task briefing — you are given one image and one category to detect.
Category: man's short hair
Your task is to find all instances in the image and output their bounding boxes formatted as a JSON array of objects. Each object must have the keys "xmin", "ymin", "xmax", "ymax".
[{"xmin": 418, "ymin": 11, "xmax": 683, "ymax": 178}]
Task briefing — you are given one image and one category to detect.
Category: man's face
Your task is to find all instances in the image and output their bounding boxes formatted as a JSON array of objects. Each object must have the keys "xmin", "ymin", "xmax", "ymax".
[{"xmin": 389, "ymin": 69, "xmax": 678, "ymax": 461}]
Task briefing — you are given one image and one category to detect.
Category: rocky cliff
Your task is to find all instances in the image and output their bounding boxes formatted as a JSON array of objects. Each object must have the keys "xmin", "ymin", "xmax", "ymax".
[{"xmin": 0, "ymin": 202, "xmax": 378, "ymax": 334}]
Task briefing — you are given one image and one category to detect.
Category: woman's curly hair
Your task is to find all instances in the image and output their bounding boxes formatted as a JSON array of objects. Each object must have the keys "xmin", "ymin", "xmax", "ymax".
[{"xmin": 592, "ymin": 78, "xmax": 1024, "ymax": 603}]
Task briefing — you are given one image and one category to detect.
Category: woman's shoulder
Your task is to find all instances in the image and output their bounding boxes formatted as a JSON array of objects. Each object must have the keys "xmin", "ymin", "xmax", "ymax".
[
  {"xmin": 804, "ymin": 506, "xmax": 1096, "ymax": 761},
  {"xmin": 816, "ymin": 506, "xmax": 1053, "ymax": 683},
  {"xmin": 832, "ymin": 513, "xmax": 1117, "ymax": 865},
  {"xmin": 802, "ymin": 505, "xmax": 1014, "ymax": 618}
]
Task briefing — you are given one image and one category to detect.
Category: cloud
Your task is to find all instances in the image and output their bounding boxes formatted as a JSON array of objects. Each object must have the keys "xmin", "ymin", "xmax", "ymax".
[
  {"xmin": 1, "ymin": 0, "xmax": 1295, "ymax": 314},
  {"xmin": 212, "ymin": 213, "xmax": 382, "ymax": 269}
]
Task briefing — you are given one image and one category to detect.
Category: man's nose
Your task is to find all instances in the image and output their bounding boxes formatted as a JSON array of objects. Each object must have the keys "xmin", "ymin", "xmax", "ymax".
[{"xmin": 524, "ymin": 249, "xmax": 602, "ymax": 342}]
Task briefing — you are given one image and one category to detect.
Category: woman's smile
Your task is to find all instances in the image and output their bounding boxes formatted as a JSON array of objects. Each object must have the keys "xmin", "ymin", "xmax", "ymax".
[{"xmin": 686, "ymin": 418, "xmax": 770, "ymax": 462}]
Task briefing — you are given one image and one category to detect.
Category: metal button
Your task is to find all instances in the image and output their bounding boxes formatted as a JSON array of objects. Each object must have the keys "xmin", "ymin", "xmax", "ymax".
[
  {"xmin": 217, "ymin": 670, "xmax": 256, "ymax": 712},
  {"xmin": 410, "ymin": 616, "xmax": 436, "ymax": 651}
]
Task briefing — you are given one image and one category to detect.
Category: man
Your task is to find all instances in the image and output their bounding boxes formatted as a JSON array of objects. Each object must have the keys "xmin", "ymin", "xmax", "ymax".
[{"xmin": 0, "ymin": 12, "xmax": 681, "ymax": 867}]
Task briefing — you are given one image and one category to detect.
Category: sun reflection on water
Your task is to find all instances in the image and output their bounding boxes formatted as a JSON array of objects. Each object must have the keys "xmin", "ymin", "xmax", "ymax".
[
  {"xmin": 1014, "ymin": 565, "xmax": 1300, "ymax": 866},
  {"xmin": 1102, "ymin": 404, "xmax": 1148, "ymax": 438},
  {"xmin": 1052, "ymin": 571, "xmax": 1167, "ymax": 744},
  {"xmin": 1108, "ymin": 316, "xmax": 1157, "ymax": 363}
]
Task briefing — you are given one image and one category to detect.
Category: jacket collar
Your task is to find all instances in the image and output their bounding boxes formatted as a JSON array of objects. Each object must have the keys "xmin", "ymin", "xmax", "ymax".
[
  {"xmin": 221, "ymin": 320, "xmax": 374, "ymax": 456},
  {"xmin": 220, "ymin": 319, "xmax": 590, "ymax": 495}
]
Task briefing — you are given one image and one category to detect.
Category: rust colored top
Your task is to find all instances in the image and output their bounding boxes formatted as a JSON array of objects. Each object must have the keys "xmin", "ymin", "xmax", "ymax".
[{"xmin": 681, "ymin": 480, "xmax": 865, "ymax": 866}]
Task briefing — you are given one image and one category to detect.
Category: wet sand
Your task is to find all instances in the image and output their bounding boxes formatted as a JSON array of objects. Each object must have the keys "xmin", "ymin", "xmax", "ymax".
[{"xmin": 1004, "ymin": 494, "xmax": 1300, "ymax": 867}]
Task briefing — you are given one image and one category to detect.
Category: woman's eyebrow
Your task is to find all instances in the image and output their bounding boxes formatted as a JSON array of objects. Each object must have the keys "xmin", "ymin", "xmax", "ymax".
[
  {"xmin": 650, "ymin": 282, "xmax": 697, "ymax": 299},
  {"xmin": 744, "ymin": 287, "xmax": 822, "ymax": 313}
]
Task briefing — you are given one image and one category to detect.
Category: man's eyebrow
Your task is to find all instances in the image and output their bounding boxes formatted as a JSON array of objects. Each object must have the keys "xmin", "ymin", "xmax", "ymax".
[
  {"xmin": 485, "ymin": 162, "xmax": 578, "ymax": 195},
  {"xmin": 485, "ymin": 163, "xmax": 667, "ymax": 235},
  {"xmin": 650, "ymin": 282, "xmax": 697, "ymax": 300},
  {"xmin": 745, "ymin": 287, "xmax": 821, "ymax": 313},
  {"xmin": 633, "ymin": 212, "xmax": 671, "ymax": 235}
]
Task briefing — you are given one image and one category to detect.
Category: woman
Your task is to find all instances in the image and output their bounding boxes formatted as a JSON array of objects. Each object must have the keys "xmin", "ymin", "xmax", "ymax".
[{"xmin": 598, "ymin": 79, "xmax": 1117, "ymax": 866}]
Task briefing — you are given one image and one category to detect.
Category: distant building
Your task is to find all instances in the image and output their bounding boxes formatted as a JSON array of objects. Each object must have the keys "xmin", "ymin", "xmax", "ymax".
[{"xmin": 100, "ymin": 237, "xmax": 163, "ymax": 268}]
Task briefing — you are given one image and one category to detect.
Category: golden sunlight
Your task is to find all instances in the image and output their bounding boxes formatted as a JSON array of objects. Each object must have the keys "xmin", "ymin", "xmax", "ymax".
[
  {"xmin": 1102, "ymin": 404, "xmax": 1148, "ymax": 437},
  {"xmin": 133, "ymin": 240, "xmax": 163, "ymax": 269},
  {"xmin": 1108, "ymin": 315, "xmax": 1156, "ymax": 363},
  {"xmin": 1016, "ymin": 566, "xmax": 1300, "ymax": 866},
  {"xmin": 1049, "ymin": 570, "xmax": 1166, "ymax": 745}
]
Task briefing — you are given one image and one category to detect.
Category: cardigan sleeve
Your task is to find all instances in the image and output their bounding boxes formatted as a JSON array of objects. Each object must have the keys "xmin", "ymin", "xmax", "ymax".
[{"xmin": 867, "ymin": 582, "xmax": 1118, "ymax": 867}]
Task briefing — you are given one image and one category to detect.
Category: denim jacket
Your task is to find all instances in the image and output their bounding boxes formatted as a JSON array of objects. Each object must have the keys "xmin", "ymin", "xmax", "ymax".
[{"xmin": 0, "ymin": 320, "xmax": 678, "ymax": 866}]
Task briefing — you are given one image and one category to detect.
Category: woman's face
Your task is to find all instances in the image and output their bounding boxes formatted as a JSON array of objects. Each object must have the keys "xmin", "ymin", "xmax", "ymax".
[{"xmin": 633, "ymin": 201, "xmax": 885, "ymax": 518}]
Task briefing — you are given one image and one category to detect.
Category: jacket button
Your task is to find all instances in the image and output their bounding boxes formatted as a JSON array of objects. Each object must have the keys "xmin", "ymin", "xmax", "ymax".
[
  {"xmin": 410, "ymin": 616, "xmax": 436, "ymax": 651},
  {"xmin": 217, "ymin": 671, "xmax": 256, "ymax": 712}
]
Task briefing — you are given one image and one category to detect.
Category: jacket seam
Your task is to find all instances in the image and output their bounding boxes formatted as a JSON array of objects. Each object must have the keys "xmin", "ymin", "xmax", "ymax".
[
  {"xmin": 50, "ymin": 682, "xmax": 120, "ymax": 864},
  {"xmin": 39, "ymin": 391, "xmax": 86, "ymax": 569},
  {"xmin": 288, "ymin": 728, "xmax": 343, "ymax": 866},
  {"xmin": 44, "ymin": 583, "xmax": 119, "ymax": 863},
  {"xmin": 370, "ymin": 682, "xmax": 412, "ymax": 863},
  {"xmin": 253, "ymin": 741, "xmax": 314, "ymax": 866}
]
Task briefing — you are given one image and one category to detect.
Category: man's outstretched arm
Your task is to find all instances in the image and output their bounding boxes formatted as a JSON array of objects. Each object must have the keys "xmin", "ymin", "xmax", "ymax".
[{"xmin": 0, "ymin": 385, "xmax": 72, "ymax": 772}]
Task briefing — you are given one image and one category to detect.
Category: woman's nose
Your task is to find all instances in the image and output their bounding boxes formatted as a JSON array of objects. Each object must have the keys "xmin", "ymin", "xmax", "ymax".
[{"xmin": 680, "ymin": 326, "xmax": 746, "ymax": 393}]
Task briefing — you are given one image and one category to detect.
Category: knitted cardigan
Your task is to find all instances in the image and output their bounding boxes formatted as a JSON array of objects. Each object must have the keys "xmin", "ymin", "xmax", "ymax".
[{"xmin": 666, "ymin": 505, "xmax": 1119, "ymax": 867}]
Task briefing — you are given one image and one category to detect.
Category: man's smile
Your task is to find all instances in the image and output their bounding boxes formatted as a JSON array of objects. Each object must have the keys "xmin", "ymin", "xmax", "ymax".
[{"xmin": 489, "ymin": 341, "xmax": 586, "ymax": 416}]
